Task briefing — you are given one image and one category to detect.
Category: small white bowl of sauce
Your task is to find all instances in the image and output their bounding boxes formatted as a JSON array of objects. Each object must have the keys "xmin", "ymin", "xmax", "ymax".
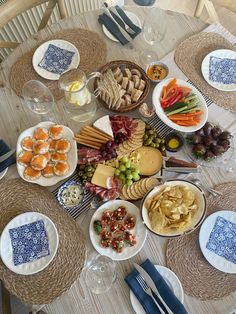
[{"xmin": 146, "ymin": 62, "xmax": 169, "ymax": 83}]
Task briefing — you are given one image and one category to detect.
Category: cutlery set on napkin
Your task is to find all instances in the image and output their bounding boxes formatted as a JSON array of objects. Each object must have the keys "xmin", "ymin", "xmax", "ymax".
[
  {"xmin": 0, "ymin": 139, "xmax": 15, "ymax": 174},
  {"xmin": 126, "ymin": 259, "xmax": 188, "ymax": 314},
  {"xmin": 98, "ymin": 4, "xmax": 142, "ymax": 45}
]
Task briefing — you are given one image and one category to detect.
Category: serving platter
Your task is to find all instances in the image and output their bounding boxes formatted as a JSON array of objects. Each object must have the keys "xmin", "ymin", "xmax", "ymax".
[
  {"xmin": 152, "ymin": 78, "xmax": 208, "ymax": 133},
  {"xmin": 89, "ymin": 200, "xmax": 147, "ymax": 261},
  {"xmin": 16, "ymin": 121, "xmax": 77, "ymax": 187}
]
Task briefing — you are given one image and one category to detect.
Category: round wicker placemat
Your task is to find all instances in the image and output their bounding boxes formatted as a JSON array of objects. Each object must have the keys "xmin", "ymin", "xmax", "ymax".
[
  {"xmin": 0, "ymin": 179, "xmax": 86, "ymax": 305},
  {"xmin": 166, "ymin": 182, "xmax": 236, "ymax": 300},
  {"xmin": 175, "ymin": 32, "xmax": 236, "ymax": 112},
  {"xmin": 10, "ymin": 29, "xmax": 107, "ymax": 100}
]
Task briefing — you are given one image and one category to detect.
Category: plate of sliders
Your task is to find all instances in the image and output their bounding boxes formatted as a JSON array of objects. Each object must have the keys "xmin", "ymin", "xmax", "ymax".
[
  {"xmin": 16, "ymin": 121, "xmax": 77, "ymax": 186},
  {"xmin": 94, "ymin": 60, "xmax": 150, "ymax": 113}
]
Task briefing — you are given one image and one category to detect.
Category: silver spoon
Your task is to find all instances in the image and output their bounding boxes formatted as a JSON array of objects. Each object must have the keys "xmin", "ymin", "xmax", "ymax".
[{"xmin": 191, "ymin": 179, "xmax": 222, "ymax": 197}]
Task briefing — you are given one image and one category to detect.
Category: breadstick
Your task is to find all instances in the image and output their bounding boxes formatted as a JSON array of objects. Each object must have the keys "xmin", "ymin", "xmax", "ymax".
[
  {"xmin": 75, "ymin": 134, "xmax": 106, "ymax": 144},
  {"xmin": 75, "ymin": 139, "xmax": 101, "ymax": 150},
  {"xmin": 80, "ymin": 129, "xmax": 108, "ymax": 141},
  {"xmin": 84, "ymin": 126, "xmax": 113, "ymax": 139}
]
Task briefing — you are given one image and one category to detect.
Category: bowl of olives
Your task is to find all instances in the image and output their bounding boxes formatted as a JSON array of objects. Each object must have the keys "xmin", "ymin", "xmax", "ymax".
[
  {"xmin": 143, "ymin": 124, "xmax": 166, "ymax": 154},
  {"xmin": 184, "ymin": 122, "xmax": 234, "ymax": 167}
]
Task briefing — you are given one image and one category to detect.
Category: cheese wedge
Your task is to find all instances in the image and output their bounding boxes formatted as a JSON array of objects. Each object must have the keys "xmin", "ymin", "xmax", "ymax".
[
  {"xmin": 91, "ymin": 164, "xmax": 115, "ymax": 188},
  {"xmin": 93, "ymin": 115, "xmax": 114, "ymax": 138}
]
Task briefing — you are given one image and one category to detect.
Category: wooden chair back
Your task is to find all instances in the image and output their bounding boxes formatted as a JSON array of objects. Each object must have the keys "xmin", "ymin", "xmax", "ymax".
[
  {"xmin": 0, "ymin": 0, "xmax": 67, "ymax": 49},
  {"xmin": 194, "ymin": 0, "xmax": 236, "ymax": 22}
]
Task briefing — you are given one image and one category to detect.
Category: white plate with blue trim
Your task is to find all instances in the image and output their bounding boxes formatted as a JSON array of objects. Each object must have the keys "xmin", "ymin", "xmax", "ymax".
[{"xmin": 0, "ymin": 212, "xmax": 59, "ymax": 275}]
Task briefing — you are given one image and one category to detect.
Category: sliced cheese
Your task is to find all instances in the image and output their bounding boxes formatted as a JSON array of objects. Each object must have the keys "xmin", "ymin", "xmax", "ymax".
[
  {"xmin": 93, "ymin": 115, "xmax": 114, "ymax": 138},
  {"xmin": 91, "ymin": 164, "xmax": 115, "ymax": 188}
]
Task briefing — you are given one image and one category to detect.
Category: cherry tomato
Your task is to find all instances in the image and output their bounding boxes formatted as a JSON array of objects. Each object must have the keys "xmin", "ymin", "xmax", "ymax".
[{"xmin": 124, "ymin": 215, "xmax": 136, "ymax": 230}]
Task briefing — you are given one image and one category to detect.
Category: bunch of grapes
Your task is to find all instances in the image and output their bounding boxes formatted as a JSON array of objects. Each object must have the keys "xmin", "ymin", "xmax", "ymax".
[
  {"xmin": 100, "ymin": 140, "xmax": 118, "ymax": 161},
  {"xmin": 114, "ymin": 156, "xmax": 140, "ymax": 186},
  {"xmin": 114, "ymin": 132, "xmax": 128, "ymax": 145}
]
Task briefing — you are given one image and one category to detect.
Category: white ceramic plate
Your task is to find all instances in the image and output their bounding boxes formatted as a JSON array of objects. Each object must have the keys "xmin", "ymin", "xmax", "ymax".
[
  {"xmin": 102, "ymin": 11, "xmax": 141, "ymax": 42},
  {"xmin": 152, "ymin": 78, "xmax": 208, "ymax": 133},
  {"xmin": 0, "ymin": 212, "xmax": 59, "ymax": 275},
  {"xmin": 199, "ymin": 210, "xmax": 236, "ymax": 274},
  {"xmin": 32, "ymin": 39, "xmax": 80, "ymax": 80},
  {"xmin": 201, "ymin": 49, "xmax": 236, "ymax": 91},
  {"xmin": 130, "ymin": 265, "xmax": 184, "ymax": 314},
  {"xmin": 141, "ymin": 179, "xmax": 207, "ymax": 237},
  {"xmin": 89, "ymin": 200, "xmax": 147, "ymax": 261},
  {"xmin": 16, "ymin": 121, "xmax": 77, "ymax": 187}
]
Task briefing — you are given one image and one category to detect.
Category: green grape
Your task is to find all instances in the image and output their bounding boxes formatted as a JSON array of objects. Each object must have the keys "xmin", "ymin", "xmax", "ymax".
[
  {"xmin": 115, "ymin": 169, "xmax": 120, "ymax": 176},
  {"xmin": 126, "ymin": 179, "xmax": 133, "ymax": 186},
  {"xmin": 119, "ymin": 164, "xmax": 126, "ymax": 172},
  {"xmin": 125, "ymin": 160, "xmax": 131, "ymax": 168},
  {"xmin": 126, "ymin": 174, "xmax": 133, "ymax": 180},
  {"xmin": 126, "ymin": 169, "xmax": 131, "ymax": 175},
  {"xmin": 120, "ymin": 156, "xmax": 128, "ymax": 163},
  {"xmin": 119, "ymin": 173, "xmax": 125, "ymax": 181},
  {"xmin": 133, "ymin": 174, "xmax": 140, "ymax": 182},
  {"xmin": 131, "ymin": 170, "xmax": 139, "ymax": 177}
]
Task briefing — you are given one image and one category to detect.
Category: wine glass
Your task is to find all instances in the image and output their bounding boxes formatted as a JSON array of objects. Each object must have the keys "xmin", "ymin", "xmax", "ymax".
[
  {"xmin": 140, "ymin": 9, "xmax": 167, "ymax": 68},
  {"xmin": 85, "ymin": 254, "xmax": 116, "ymax": 294},
  {"xmin": 22, "ymin": 80, "xmax": 55, "ymax": 121}
]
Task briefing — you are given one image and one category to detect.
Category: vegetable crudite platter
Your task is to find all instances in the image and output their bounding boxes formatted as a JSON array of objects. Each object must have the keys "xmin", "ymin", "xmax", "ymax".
[
  {"xmin": 152, "ymin": 78, "xmax": 208, "ymax": 132},
  {"xmin": 74, "ymin": 115, "xmax": 165, "ymax": 202},
  {"xmin": 94, "ymin": 60, "xmax": 150, "ymax": 112}
]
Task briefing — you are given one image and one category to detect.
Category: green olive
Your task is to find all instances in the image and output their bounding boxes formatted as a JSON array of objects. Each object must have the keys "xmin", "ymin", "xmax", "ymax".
[
  {"xmin": 146, "ymin": 138, "xmax": 152, "ymax": 145},
  {"xmin": 147, "ymin": 130, "xmax": 154, "ymax": 135},
  {"xmin": 161, "ymin": 138, "xmax": 165, "ymax": 144},
  {"xmin": 149, "ymin": 135, "xmax": 154, "ymax": 141},
  {"xmin": 145, "ymin": 124, "xmax": 151, "ymax": 130},
  {"xmin": 150, "ymin": 143, "xmax": 156, "ymax": 148},
  {"xmin": 152, "ymin": 133, "xmax": 157, "ymax": 138},
  {"xmin": 79, "ymin": 165, "xmax": 85, "ymax": 170},
  {"xmin": 143, "ymin": 134, "xmax": 148, "ymax": 140},
  {"xmin": 82, "ymin": 174, "xmax": 87, "ymax": 179},
  {"xmin": 78, "ymin": 171, "xmax": 84, "ymax": 176},
  {"xmin": 87, "ymin": 166, "xmax": 93, "ymax": 172}
]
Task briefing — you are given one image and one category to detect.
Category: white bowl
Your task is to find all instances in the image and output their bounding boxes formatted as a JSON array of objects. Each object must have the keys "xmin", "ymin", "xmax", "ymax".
[
  {"xmin": 141, "ymin": 179, "xmax": 207, "ymax": 238},
  {"xmin": 152, "ymin": 78, "xmax": 208, "ymax": 133},
  {"xmin": 16, "ymin": 121, "xmax": 77, "ymax": 187}
]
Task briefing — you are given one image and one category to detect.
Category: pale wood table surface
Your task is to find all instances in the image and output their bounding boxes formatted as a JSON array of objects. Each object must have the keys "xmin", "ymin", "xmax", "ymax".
[{"xmin": 0, "ymin": 6, "xmax": 236, "ymax": 314}]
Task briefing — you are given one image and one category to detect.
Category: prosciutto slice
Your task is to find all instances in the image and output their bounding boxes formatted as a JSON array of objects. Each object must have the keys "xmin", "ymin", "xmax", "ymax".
[
  {"xmin": 110, "ymin": 115, "xmax": 137, "ymax": 140},
  {"xmin": 78, "ymin": 147, "xmax": 104, "ymax": 165},
  {"xmin": 85, "ymin": 179, "xmax": 119, "ymax": 201}
]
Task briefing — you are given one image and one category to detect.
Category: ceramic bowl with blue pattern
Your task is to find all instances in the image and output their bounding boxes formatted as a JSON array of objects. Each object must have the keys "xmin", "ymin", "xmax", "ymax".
[{"xmin": 57, "ymin": 180, "xmax": 84, "ymax": 210}]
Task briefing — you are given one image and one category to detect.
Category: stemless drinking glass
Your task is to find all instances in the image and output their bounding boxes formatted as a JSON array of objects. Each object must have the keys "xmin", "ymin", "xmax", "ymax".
[
  {"xmin": 85, "ymin": 255, "xmax": 116, "ymax": 294},
  {"xmin": 140, "ymin": 9, "xmax": 167, "ymax": 67},
  {"xmin": 22, "ymin": 80, "xmax": 55, "ymax": 121}
]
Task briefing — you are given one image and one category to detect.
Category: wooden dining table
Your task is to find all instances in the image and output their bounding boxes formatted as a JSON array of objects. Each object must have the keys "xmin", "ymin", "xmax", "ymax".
[{"xmin": 0, "ymin": 5, "xmax": 236, "ymax": 314}]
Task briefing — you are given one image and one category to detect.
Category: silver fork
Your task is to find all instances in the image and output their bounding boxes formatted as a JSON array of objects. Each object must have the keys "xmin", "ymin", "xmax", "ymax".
[
  {"xmin": 136, "ymin": 275, "xmax": 166, "ymax": 314},
  {"xmin": 107, "ymin": 5, "xmax": 136, "ymax": 35}
]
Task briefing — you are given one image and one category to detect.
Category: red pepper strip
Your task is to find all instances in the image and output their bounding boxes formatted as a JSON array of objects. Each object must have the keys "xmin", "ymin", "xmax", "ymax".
[
  {"xmin": 165, "ymin": 78, "xmax": 177, "ymax": 94},
  {"xmin": 161, "ymin": 85, "xmax": 178, "ymax": 105},
  {"xmin": 161, "ymin": 90, "xmax": 183, "ymax": 108}
]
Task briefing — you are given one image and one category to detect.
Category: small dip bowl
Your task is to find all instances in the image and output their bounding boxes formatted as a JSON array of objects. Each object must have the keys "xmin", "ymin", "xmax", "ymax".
[
  {"xmin": 165, "ymin": 132, "xmax": 184, "ymax": 152},
  {"xmin": 57, "ymin": 180, "xmax": 84, "ymax": 210},
  {"xmin": 146, "ymin": 62, "xmax": 169, "ymax": 83}
]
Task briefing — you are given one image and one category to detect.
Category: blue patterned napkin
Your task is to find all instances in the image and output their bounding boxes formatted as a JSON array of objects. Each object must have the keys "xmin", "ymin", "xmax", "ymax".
[
  {"xmin": 38, "ymin": 43, "xmax": 75, "ymax": 75},
  {"xmin": 206, "ymin": 216, "xmax": 236, "ymax": 264},
  {"xmin": 9, "ymin": 220, "xmax": 50, "ymax": 266},
  {"xmin": 125, "ymin": 259, "xmax": 188, "ymax": 314},
  {"xmin": 209, "ymin": 56, "xmax": 236, "ymax": 85}
]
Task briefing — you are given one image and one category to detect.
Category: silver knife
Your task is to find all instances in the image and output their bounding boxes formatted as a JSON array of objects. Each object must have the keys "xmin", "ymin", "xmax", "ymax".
[
  {"xmin": 103, "ymin": 6, "xmax": 132, "ymax": 42},
  {"xmin": 133, "ymin": 263, "xmax": 175, "ymax": 314},
  {"xmin": 0, "ymin": 148, "xmax": 16, "ymax": 163}
]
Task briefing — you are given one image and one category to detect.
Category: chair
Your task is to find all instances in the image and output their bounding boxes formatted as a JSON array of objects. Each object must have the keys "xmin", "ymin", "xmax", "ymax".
[
  {"xmin": 194, "ymin": 0, "xmax": 236, "ymax": 22},
  {"xmin": 0, "ymin": 0, "xmax": 67, "ymax": 57}
]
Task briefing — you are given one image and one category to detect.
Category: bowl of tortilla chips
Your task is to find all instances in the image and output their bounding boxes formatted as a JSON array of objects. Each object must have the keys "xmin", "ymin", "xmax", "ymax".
[{"xmin": 141, "ymin": 179, "xmax": 207, "ymax": 237}]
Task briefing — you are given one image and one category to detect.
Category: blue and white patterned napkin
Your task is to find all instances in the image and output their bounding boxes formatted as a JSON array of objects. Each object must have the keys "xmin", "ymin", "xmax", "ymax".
[
  {"xmin": 209, "ymin": 56, "xmax": 236, "ymax": 85},
  {"xmin": 206, "ymin": 216, "xmax": 236, "ymax": 264},
  {"xmin": 9, "ymin": 220, "xmax": 50, "ymax": 266},
  {"xmin": 38, "ymin": 44, "xmax": 75, "ymax": 75}
]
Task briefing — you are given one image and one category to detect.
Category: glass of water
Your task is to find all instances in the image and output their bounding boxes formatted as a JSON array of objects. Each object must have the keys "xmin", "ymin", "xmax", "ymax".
[
  {"xmin": 140, "ymin": 9, "xmax": 167, "ymax": 67},
  {"xmin": 22, "ymin": 80, "xmax": 55, "ymax": 121},
  {"xmin": 85, "ymin": 254, "xmax": 116, "ymax": 294}
]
